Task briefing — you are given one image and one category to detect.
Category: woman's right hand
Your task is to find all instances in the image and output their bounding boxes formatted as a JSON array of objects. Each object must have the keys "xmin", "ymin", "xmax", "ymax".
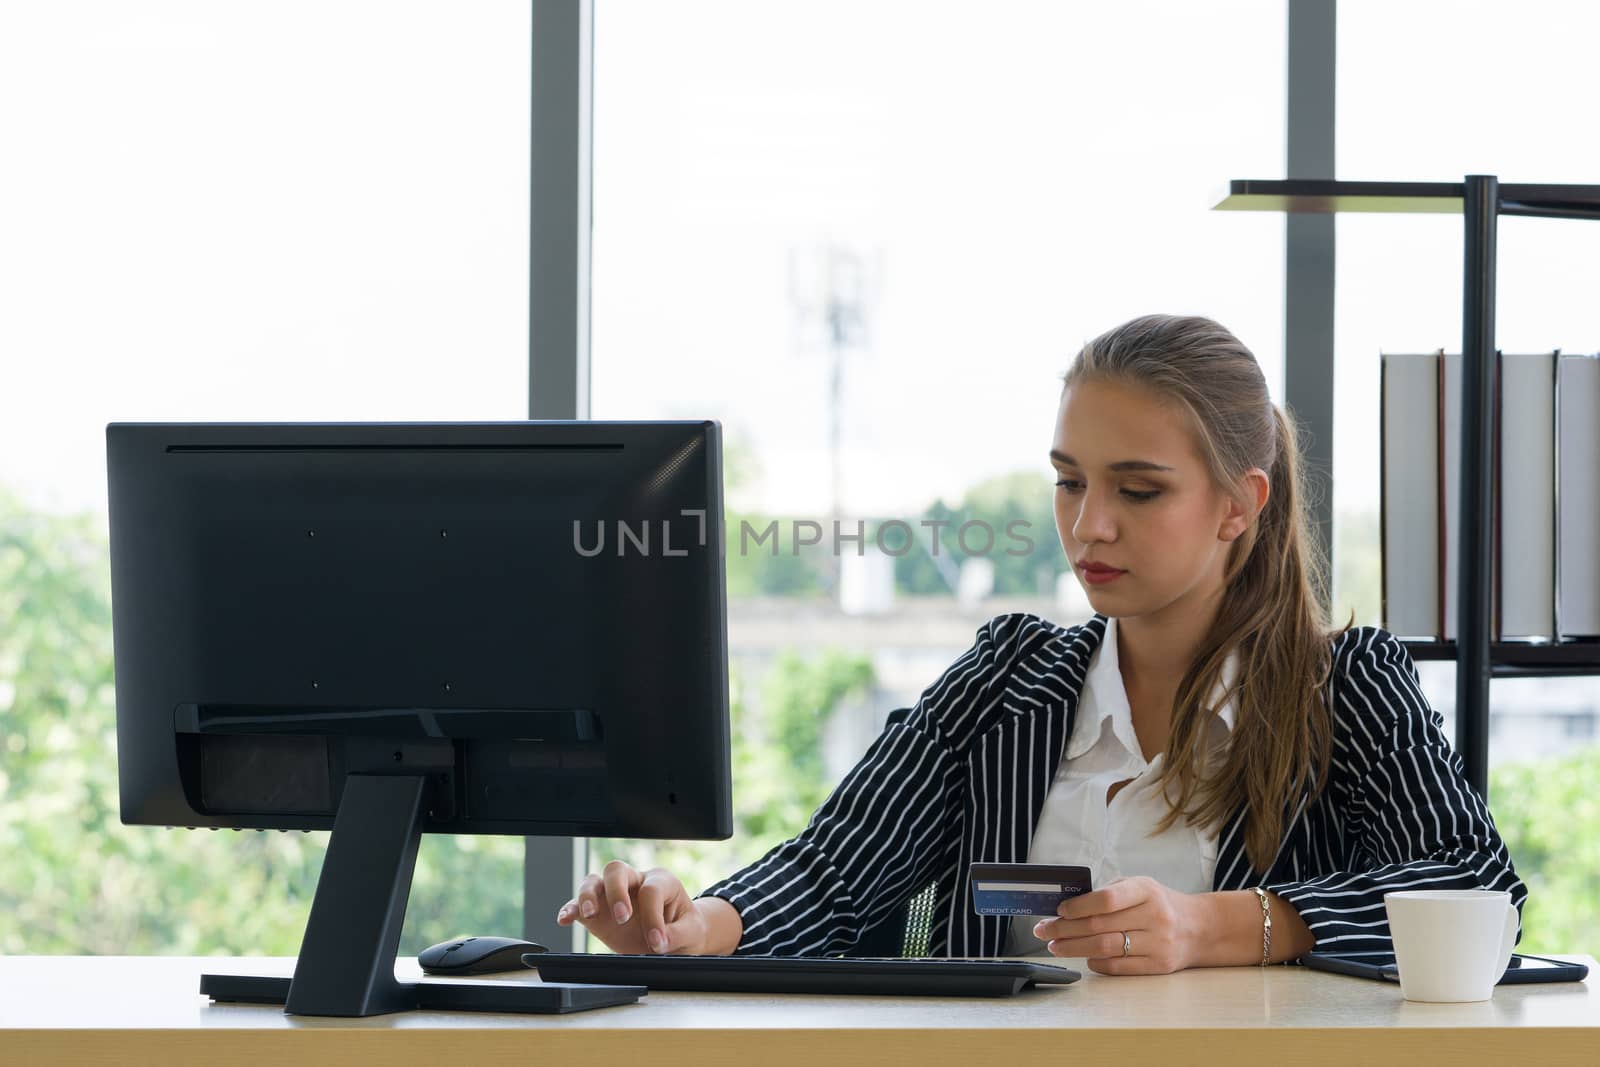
[{"xmin": 555, "ymin": 860, "xmax": 741, "ymax": 955}]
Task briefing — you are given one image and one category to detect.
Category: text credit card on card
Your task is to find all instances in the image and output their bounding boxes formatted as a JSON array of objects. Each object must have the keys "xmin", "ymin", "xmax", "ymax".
[{"xmin": 969, "ymin": 862, "xmax": 1092, "ymax": 916}]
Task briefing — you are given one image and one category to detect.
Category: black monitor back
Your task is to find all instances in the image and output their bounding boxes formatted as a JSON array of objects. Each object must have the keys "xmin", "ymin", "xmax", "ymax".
[{"xmin": 107, "ymin": 420, "xmax": 731, "ymax": 841}]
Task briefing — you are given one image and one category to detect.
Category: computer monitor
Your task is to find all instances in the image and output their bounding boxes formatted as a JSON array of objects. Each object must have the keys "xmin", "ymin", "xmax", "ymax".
[{"xmin": 106, "ymin": 420, "xmax": 732, "ymax": 1016}]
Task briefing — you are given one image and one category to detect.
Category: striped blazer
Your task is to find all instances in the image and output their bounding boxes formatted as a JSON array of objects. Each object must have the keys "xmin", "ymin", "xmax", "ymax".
[{"xmin": 699, "ymin": 613, "xmax": 1527, "ymax": 958}]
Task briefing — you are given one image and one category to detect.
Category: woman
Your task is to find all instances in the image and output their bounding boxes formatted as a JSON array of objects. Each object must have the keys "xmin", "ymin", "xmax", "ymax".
[{"xmin": 556, "ymin": 313, "xmax": 1525, "ymax": 974}]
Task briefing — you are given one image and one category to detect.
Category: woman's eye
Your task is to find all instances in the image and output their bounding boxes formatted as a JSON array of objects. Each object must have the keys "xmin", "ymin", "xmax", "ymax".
[{"xmin": 1054, "ymin": 479, "xmax": 1160, "ymax": 503}]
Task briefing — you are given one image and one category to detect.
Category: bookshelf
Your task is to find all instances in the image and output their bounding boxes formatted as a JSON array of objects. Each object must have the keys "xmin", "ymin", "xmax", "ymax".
[{"xmin": 1214, "ymin": 176, "xmax": 1600, "ymax": 796}]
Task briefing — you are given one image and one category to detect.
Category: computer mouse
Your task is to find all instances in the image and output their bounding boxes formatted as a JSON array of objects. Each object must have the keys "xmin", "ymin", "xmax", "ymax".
[{"xmin": 417, "ymin": 936, "xmax": 548, "ymax": 975}]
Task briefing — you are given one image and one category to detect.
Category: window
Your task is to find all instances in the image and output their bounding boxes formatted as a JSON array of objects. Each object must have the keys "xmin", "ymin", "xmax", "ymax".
[
  {"xmin": 0, "ymin": 0, "xmax": 531, "ymax": 956},
  {"xmin": 588, "ymin": 0, "xmax": 1285, "ymax": 916}
]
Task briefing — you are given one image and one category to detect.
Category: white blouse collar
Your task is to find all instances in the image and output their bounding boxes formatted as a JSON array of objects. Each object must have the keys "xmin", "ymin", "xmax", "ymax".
[{"xmin": 1065, "ymin": 616, "xmax": 1239, "ymax": 762}]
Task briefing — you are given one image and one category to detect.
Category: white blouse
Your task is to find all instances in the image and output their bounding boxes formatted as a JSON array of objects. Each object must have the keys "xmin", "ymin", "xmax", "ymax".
[{"xmin": 1003, "ymin": 617, "xmax": 1238, "ymax": 956}]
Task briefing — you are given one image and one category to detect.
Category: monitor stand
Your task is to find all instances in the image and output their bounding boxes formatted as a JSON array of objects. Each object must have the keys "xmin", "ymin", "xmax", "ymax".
[{"xmin": 199, "ymin": 773, "xmax": 642, "ymax": 1016}]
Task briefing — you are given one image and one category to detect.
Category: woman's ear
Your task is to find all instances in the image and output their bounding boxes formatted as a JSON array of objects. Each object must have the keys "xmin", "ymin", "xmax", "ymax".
[{"xmin": 1219, "ymin": 468, "xmax": 1271, "ymax": 543}]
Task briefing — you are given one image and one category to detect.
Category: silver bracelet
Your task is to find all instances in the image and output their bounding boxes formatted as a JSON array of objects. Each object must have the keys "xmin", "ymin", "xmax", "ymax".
[{"xmin": 1252, "ymin": 886, "xmax": 1273, "ymax": 966}]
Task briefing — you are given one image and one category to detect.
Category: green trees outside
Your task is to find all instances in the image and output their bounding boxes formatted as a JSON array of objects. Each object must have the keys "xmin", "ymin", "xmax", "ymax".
[
  {"xmin": 723, "ymin": 507, "xmax": 831, "ymax": 599},
  {"xmin": 720, "ymin": 434, "xmax": 833, "ymax": 599},
  {"xmin": 1332, "ymin": 507, "xmax": 1383, "ymax": 628},
  {"xmin": 0, "ymin": 486, "xmax": 1593, "ymax": 957},
  {"xmin": 890, "ymin": 471, "xmax": 1065, "ymax": 597},
  {"xmin": 1489, "ymin": 746, "xmax": 1600, "ymax": 953}
]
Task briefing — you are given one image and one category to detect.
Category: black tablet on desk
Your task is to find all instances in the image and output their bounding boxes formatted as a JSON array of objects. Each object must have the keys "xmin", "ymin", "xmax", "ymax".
[
  {"xmin": 1302, "ymin": 951, "xmax": 1588, "ymax": 984},
  {"xmin": 527, "ymin": 953, "xmax": 1081, "ymax": 997}
]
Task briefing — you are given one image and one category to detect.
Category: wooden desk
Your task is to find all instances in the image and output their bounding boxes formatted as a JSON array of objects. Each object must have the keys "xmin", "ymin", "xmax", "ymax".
[{"xmin": 2, "ymin": 954, "xmax": 1595, "ymax": 1066}]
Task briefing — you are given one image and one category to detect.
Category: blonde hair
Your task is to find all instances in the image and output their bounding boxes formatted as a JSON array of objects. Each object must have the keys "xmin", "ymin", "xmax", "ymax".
[{"xmin": 1063, "ymin": 314, "xmax": 1352, "ymax": 873}]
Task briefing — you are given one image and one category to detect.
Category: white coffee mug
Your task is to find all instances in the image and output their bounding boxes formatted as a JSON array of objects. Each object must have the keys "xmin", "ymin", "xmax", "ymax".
[{"xmin": 1384, "ymin": 889, "xmax": 1519, "ymax": 1002}]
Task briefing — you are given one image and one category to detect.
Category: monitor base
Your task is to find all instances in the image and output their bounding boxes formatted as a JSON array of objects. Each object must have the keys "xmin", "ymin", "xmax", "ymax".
[
  {"xmin": 196, "ymin": 773, "xmax": 643, "ymax": 1017},
  {"xmin": 201, "ymin": 973, "xmax": 644, "ymax": 1015}
]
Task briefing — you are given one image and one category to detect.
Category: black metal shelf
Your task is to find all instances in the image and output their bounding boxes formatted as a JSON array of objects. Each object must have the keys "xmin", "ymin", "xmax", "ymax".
[
  {"xmin": 1401, "ymin": 640, "xmax": 1600, "ymax": 678},
  {"xmin": 1216, "ymin": 175, "xmax": 1600, "ymax": 797},
  {"xmin": 1214, "ymin": 179, "xmax": 1600, "ymax": 220}
]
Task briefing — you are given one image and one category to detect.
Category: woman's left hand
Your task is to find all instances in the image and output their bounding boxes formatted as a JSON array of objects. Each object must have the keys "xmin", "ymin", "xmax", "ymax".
[{"xmin": 1031, "ymin": 875, "xmax": 1204, "ymax": 975}]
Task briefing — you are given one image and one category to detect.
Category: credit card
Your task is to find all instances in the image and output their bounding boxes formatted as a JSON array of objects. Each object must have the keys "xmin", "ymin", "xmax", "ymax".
[{"xmin": 969, "ymin": 862, "xmax": 1092, "ymax": 917}]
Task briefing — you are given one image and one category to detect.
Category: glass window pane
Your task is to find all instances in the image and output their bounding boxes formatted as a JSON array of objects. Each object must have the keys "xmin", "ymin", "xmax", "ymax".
[
  {"xmin": 589, "ymin": 0, "xmax": 1285, "ymax": 941},
  {"xmin": 0, "ymin": 0, "xmax": 531, "ymax": 956}
]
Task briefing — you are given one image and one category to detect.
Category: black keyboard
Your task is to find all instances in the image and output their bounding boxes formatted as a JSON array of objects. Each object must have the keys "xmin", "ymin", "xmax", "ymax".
[{"xmin": 525, "ymin": 952, "xmax": 1080, "ymax": 998}]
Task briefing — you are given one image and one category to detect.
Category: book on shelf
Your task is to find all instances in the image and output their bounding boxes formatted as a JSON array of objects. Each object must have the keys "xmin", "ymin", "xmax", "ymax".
[
  {"xmin": 1557, "ymin": 353, "xmax": 1600, "ymax": 639},
  {"xmin": 1381, "ymin": 348, "xmax": 1596, "ymax": 644},
  {"xmin": 1380, "ymin": 351, "xmax": 1441, "ymax": 641},
  {"xmin": 1439, "ymin": 351, "xmax": 1462, "ymax": 641},
  {"xmin": 1497, "ymin": 352, "xmax": 1556, "ymax": 641}
]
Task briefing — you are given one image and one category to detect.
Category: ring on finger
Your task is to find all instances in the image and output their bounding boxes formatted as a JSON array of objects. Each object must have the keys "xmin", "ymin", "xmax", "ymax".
[{"xmin": 1121, "ymin": 931, "xmax": 1132, "ymax": 958}]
